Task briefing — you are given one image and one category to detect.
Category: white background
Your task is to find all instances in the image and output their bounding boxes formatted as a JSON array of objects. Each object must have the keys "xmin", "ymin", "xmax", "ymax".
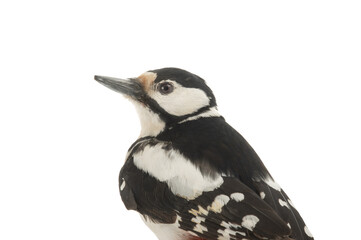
[{"xmin": 1, "ymin": 1, "xmax": 360, "ymax": 239}]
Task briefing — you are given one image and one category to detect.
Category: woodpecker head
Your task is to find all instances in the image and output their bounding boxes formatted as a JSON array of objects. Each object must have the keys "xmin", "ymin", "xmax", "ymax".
[{"xmin": 95, "ymin": 67, "xmax": 219, "ymax": 137}]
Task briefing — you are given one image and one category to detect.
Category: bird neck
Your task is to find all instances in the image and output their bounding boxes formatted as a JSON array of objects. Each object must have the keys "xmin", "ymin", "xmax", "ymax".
[
  {"xmin": 177, "ymin": 107, "xmax": 220, "ymax": 124},
  {"xmin": 133, "ymin": 102, "xmax": 166, "ymax": 138},
  {"xmin": 134, "ymin": 102, "xmax": 221, "ymax": 138}
]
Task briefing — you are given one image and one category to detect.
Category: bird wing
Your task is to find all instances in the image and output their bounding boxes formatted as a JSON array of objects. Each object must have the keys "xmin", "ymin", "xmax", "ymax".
[
  {"xmin": 251, "ymin": 178, "xmax": 313, "ymax": 240},
  {"xmin": 175, "ymin": 177, "xmax": 292, "ymax": 240},
  {"xmin": 120, "ymin": 157, "xmax": 292, "ymax": 240},
  {"xmin": 156, "ymin": 117, "xmax": 314, "ymax": 239}
]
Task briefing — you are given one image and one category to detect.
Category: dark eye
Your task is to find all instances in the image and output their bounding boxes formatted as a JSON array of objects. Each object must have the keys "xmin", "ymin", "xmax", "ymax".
[{"xmin": 158, "ymin": 82, "xmax": 174, "ymax": 95}]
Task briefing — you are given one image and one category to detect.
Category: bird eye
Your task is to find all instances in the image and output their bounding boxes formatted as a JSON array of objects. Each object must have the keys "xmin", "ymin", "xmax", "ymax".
[{"xmin": 158, "ymin": 82, "xmax": 174, "ymax": 95}]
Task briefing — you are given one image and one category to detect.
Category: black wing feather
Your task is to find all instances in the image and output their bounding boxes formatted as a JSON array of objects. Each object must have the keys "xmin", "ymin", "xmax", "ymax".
[
  {"xmin": 157, "ymin": 117, "xmax": 314, "ymax": 239},
  {"xmin": 253, "ymin": 180, "xmax": 312, "ymax": 240},
  {"xmin": 120, "ymin": 157, "xmax": 293, "ymax": 239},
  {"xmin": 176, "ymin": 177, "xmax": 292, "ymax": 240}
]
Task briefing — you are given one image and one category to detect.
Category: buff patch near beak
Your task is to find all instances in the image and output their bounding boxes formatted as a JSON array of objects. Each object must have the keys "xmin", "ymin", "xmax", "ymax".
[{"xmin": 138, "ymin": 72, "xmax": 157, "ymax": 92}]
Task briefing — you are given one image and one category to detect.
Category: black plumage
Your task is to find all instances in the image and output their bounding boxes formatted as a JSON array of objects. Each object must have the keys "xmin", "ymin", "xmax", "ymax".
[{"xmin": 95, "ymin": 67, "xmax": 314, "ymax": 240}]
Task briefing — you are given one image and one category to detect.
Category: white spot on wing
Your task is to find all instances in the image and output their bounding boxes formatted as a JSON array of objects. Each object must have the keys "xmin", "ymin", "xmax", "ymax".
[
  {"xmin": 279, "ymin": 199, "xmax": 290, "ymax": 209},
  {"xmin": 191, "ymin": 216, "xmax": 205, "ymax": 224},
  {"xmin": 133, "ymin": 143, "xmax": 223, "ymax": 199},
  {"xmin": 208, "ymin": 194, "xmax": 230, "ymax": 213},
  {"xmin": 217, "ymin": 228, "xmax": 237, "ymax": 239},
  {"xmin": 189, "ymin": 205, "xmax": 209, "ymax": 216},
  {"xmin": 241, "ymin": 215, "xmax": 259, "ymax": 231},
  {"xmin": 304, "ymin": 225, "xmax": 313, "ymax": 238},
  {"xmin": 217, "ymin": 235, "xmax": 228, "ymax": 240},
  {"xmin": 264, "ymin": 177, "xmax": 282, "ymax": 191},
  {"xmin": 220, "ymin": 221, "xmax": 242, "ymax": 230},
  {"xmin": 218, "ymin": 221, "xmax": 245, "ymax": 239},
  {"xmin": 120, "ymin": 178, "xmax": 126, "ymax": 191},
  {"xmin": 287, "ymin": 223, "xmax": 291, "ymax": 229},
  {"xmin": 288, "ymin": 199, "xmax": 296, "ymax": 208},
  {"xmin": 260, "ymin": 192, "xmax": 266, "ymax": 199},
  {"xmin": 193, "ymin": 223, "xmax": 207, "ymax": 233},
  {"xmin": 230, "ymin": 192, "xmax": 244, "ymax": 202}
]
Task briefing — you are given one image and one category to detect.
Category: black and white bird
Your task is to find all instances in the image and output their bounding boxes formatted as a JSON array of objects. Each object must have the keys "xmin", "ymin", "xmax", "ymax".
[{"xmin": 94, "ymin": 68, "xmax": 314, "ymax": 240}]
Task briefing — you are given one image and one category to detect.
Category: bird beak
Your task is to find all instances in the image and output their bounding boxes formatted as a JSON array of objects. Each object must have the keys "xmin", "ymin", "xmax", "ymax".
[{"xmin": 94, "ymin": 75, "xmax": 144, "ymax": 101}]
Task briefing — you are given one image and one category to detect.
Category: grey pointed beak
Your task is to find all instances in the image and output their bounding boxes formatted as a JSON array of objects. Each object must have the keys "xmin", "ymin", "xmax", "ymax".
[{"xmin": 94, "ymin": 75, "xmax": 144, "ymax": 100}]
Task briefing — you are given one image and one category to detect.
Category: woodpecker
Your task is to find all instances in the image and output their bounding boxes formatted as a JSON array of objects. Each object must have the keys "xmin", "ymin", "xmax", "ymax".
[{"xmin": 94, "ymin": 68, "xmax": 314, "ymax": 240}]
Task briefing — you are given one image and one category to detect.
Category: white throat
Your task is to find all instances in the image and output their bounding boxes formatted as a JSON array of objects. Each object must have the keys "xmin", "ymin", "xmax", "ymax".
[{"xmin": 132, "ymin": 101, "xmax": 166, "ymax": 137}]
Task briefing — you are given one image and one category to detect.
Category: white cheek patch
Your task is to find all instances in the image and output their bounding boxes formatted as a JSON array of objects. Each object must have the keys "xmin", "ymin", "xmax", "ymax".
[
  {"xmin": 133, "ymin": 143, "xmax": 224, "ymax": 199},
  {"xmin": 149, "ymin": 81, "xmax": 210, "ymax": 116}
]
